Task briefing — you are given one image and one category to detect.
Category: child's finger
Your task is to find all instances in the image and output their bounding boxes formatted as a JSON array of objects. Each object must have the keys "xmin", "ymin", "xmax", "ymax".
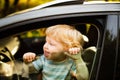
[{"xmin": 69, "ymin": 48, "xmax": 80, "ymax": 54}]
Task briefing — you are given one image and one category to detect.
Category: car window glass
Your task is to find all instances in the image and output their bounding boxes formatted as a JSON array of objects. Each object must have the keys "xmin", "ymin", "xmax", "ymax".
[{"xmin": 115, "ymin": 15, "xmax": 120, "ymax": 80}]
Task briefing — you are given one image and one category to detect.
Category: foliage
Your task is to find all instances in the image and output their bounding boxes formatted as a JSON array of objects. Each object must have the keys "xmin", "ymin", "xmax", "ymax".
[
  {"xmin": 0, "ymin": 0, "xmax": 119, "ymax": 18},
  {"xmin": 0, "ymin": 0, "xmax": 53, "ymax": 18}
]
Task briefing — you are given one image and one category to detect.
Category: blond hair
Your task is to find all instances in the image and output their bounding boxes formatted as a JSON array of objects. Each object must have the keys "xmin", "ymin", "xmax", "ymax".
[{"xmin": 45, "ymin": 24, "xmax": 84, "ymax": 50}]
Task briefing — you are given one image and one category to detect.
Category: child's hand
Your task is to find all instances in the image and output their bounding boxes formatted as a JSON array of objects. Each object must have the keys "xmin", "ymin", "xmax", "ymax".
[
  {"xmin": 23, "ymin": 52, "xmax": 36, "ymax": 63},
  {"xmin": 69, "ymin": 48, "xmax": 80, "ymax": 54},
  {"xmin": 64, "ymin": 48, "xmax": 81, "ymax": 60}
]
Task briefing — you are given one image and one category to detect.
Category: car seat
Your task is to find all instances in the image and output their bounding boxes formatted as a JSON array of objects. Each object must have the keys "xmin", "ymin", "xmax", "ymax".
[{"xmin": 81, "ymin": 46, "xmax": 96, "ymax": 73}]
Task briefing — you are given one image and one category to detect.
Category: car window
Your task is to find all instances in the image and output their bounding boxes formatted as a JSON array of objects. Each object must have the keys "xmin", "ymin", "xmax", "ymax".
[{"xmin": 15, "ymin": 23, "xmax": 99, "ymax": 74}]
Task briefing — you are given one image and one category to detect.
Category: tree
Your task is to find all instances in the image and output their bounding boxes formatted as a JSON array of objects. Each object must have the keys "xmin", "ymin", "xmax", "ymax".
[{"xmin": 0, "ymin": 0, "xmax": 52, "ymax": 18}]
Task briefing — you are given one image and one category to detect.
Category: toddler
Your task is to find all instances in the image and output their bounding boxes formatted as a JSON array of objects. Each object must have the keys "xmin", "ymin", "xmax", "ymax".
[{"xmin": 23, "ymin": 24, "xmax": 89, "ymax": 80}]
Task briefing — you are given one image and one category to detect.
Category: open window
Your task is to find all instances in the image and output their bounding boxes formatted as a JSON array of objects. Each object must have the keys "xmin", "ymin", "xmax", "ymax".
[
  {"xmin": 17, "ymin": 21, "xmax": 99, "ymax": 70},
  {"xmin": 0, "ymin": 15, "xmax": 104, "ymax": 80}
]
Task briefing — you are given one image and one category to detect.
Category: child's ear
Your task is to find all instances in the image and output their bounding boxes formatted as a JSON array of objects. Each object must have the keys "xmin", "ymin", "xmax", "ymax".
[{"xmin": 63, "ymin": 46, "xmax": 69, "ymax": 51}]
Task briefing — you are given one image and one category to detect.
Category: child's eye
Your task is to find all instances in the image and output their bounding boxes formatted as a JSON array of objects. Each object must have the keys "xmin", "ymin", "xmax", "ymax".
[{"xmin": 49, "ymin": 42, "xmax": 54, "ymax": 46}]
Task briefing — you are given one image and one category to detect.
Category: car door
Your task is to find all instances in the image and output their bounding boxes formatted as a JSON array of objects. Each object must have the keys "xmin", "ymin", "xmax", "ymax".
[{"xmin": 90, "ymin": 14, "xmax": 120, "ymax": 80}]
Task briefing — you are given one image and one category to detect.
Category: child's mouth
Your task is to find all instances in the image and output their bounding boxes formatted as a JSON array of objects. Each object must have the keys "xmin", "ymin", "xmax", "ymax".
[{"xmin": 44, "ymin": 51, "xmax": 49, "ymax": 57}]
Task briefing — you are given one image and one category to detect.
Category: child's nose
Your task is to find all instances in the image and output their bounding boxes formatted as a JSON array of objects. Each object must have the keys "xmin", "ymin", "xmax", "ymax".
[{"xmin": 43, "ymin": 43, "xmax": 48, "ymax": 49}]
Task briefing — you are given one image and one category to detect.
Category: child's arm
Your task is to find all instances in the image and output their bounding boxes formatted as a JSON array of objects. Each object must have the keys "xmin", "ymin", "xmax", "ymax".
[
  {"xmin": 64, "ymin": 48, "xmax": 89, "ymax": 80},
  {"xmin": 23, "ymin": 52, "xmax": 38, "ymax": 73}
]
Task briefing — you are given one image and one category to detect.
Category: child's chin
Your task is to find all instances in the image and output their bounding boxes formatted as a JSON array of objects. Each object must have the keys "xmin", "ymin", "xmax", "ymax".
[{"xmin": 44, "ymin": 55, "xmax": 51, "ymax": 60}]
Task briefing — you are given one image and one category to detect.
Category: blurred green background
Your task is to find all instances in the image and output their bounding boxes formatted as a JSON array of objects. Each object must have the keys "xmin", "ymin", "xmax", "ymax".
[{"xmin": 0, "ymin": 0, "xmax": 120, "ymax": 18}]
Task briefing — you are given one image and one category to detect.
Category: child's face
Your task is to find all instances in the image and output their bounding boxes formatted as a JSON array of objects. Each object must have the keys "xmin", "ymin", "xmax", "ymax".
[{"xmin": 43, "ymin": 36, "xmax": 66, "ymax": 62}]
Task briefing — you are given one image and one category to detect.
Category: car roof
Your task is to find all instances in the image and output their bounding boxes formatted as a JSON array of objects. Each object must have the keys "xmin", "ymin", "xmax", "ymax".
[{"xmin": 0, "ymin": 0, "xmax": 120, "ymax": 28}]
